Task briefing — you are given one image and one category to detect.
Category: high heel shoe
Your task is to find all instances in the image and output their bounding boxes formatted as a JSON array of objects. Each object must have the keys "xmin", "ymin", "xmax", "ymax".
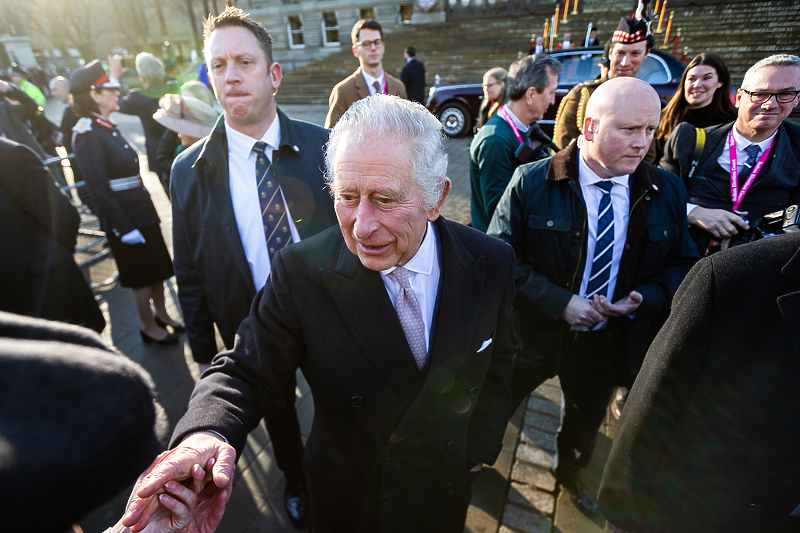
[
  {"xmin": 140, "ymin": 329, "xmax": 179, "ymax": 344},
  {"xmin": 153, "ymin": 314, "xmax": 185, "ymax": 332}
]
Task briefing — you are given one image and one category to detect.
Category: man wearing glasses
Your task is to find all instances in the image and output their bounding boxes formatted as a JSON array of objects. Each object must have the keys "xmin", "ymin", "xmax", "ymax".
[
  {"xmin": 660, "ymin": 54, "xmax": 800, "ymax": 255},
  {"xmin": 325, "ymin": 18, "xmax": 407, "ymax": 128}
]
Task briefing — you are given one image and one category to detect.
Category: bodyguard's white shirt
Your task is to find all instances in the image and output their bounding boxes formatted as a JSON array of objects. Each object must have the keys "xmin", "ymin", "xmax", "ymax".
[
  {"xmin": 380, "ymin": 222, "xmax": 440, "ymax": 352},
  {"xmin": 576, "ymin": 150, "xmax": 630, "ymax": 330},
  {"xmin": 225, "ymin": 119, "xmax": 300, "ymax": 291},
  {"xmin": 361, "ymin": 69, "xmax": 386, "ymax": 96},
  {"xmin": 686, "ymin": 125, "xmax": 777, "ymax": 215}
]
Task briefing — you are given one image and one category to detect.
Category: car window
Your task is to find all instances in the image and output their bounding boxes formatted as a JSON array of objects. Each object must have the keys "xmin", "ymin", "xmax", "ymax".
[
  {"xmin": 635, "ymin": 56, "xmax": 670, "ymax": 84},
  {"xmin": 556, "ymin": 53, "xmax": 600, "ymax": 84}
]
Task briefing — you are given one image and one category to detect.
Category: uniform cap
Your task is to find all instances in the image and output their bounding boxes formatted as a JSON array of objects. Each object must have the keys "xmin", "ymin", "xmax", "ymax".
[
  {"xmin": 610, "ymin": 17, "xmax": 649, "ymax": 45},
  {"xmin": 69, "ymin": 59, "xmax": 121, "ymax": 94}
]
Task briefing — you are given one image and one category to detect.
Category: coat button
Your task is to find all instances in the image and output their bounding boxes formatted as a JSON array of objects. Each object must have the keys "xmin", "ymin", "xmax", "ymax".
[
  {"xmin": 625, "ymin": 244, "xmax": 630, "ymax": 250},
  {"xmin": 293, "ymin": 145, "xmax": 299, "ymax": 151},
  {"xmin": 226, "ymin": 226, "xmax": 232, "ymax": 232},
  {"xmin": 547, "ymin": 220, "xmax": 554, "ymax": 227},
  {"xmin": 749, "ymin": 504, "xmax": 763, "ymax": 512},
  {"xmin": 444, "ymin": 483, "xmax": 454, "ymax": 493},
  {"xmin": 112, "ymin": 132, "xmax": 117, "ymax": 136},
  {"xmin": 467, "ymin": 387, "xmax": 477, "ymax": 398},
  {"xmin": 663, "ymin": 230, "xmax": 669, "ymax": 237},
  {"xmin": 124, "ymin": 144, "xmax": 129, "ymax": 149},
  {"xmin": 444, "ymin": 441, "xmax": 453, "ymax": 452},
  {"xmin": 645, "ymin": 195, "xmax": 651, "ymax": 200},
  {"xmin": 351, "ymin": 396, "xmax": 363, "ymax": 407},
  {"xmin": 575, "ymin": 231, "xmax": 581, "ymax": 237},
  {"xmin": 381, "ymin": 494, "xmax": 391, "ymax": 505},
  {"xmin": 381, "ymin": 450, "xmax": 390, "ymax": 461}
]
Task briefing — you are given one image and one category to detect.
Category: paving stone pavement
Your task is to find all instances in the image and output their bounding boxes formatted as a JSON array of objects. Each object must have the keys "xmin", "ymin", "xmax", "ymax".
[{"xmin": 45, "ymin": 101, "xmax": 619, "ymax": 533}]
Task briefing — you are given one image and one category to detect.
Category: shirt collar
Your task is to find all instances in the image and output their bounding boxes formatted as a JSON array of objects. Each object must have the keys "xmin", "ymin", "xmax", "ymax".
[
  {"xmin": 361, "ymin": 69, "xmax": 385, "ymax": 90},
  {"xmin": 732, "ymin": 124, "xmax": 777, "ymax": 153},
  {"xmin": 224, "ymin": 115, "xmax": 281, "ymax": 160},
  {"xmin": 578, "ymin": 148, "xmax": 630, "ymax": 189},
  {"xmin": 500, "ymin": 104, "xmax": 530, "ymax": 133},
  {"xmin": 381, "ymin": 221, "xmax": 436, "ymax": 278}
]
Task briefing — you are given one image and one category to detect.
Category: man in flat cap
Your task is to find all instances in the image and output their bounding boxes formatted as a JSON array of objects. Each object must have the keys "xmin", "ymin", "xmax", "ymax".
[{"xmin": 553, "ymin": 17, "xmax": 654, "ymax": 151}]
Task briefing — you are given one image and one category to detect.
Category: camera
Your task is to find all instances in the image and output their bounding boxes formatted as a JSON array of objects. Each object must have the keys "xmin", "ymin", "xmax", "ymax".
[{"xmin": 730, "ymin": 204, "xmax": 800, "ymax": 247}]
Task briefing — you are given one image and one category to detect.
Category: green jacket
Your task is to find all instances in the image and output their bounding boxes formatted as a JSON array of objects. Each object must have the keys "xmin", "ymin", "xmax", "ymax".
[{"xmin": 20, "ymin": 81, "xmax": 45, "ymax": 109}]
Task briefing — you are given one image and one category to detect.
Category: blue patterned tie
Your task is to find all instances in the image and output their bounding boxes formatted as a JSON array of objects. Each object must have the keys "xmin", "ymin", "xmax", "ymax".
[
  {"xmin": 585, "ymin": 180, "xmax": 615, "ymax": 299},
  {"xmin": 738, "ymin": 144, "xmax": 762, "ymax": 185},
  {"xmin": 252, "ymin": 142, "xmax": 292, "ymax": 259}
]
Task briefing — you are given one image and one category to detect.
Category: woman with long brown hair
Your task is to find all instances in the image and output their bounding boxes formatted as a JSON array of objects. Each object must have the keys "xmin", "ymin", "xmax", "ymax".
[
  {"xmin": 654, "ymin": 53, "xmax": 737, "ymax": 162},
  {"xmin": 477, "ymin": 67, "xmax": 509, "ymax": 130}
]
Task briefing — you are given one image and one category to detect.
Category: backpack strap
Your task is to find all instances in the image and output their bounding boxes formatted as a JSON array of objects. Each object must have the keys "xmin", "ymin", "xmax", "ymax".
[{"xmin": 687, "ymin": 127, "xmax": 706, "ymax": 180}]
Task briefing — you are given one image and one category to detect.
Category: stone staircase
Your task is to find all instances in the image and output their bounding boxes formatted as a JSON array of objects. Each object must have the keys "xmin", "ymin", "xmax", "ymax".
[{"xmin": 275, "ymin": 0, "xmax": 800, "ymax": 107}]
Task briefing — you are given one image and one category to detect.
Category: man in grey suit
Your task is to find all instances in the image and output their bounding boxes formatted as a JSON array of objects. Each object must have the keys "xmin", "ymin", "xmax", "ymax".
[
  {"xmin": 169, "ymin": 7, "xmax": 337, "ymax": 527},
  {"xmin": 123, "ymin": 94, "xmax": 518, "ymax": 533}
]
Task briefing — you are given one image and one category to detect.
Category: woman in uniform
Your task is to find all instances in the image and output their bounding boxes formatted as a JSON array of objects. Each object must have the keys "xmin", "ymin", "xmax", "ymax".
[{"xmin": 69, "ymin": 60, "xmax": 182, "ymax": 344}]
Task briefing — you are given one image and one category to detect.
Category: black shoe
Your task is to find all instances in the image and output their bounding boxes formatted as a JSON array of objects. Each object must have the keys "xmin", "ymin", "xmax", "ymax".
[
  {"xmin": 284, "ymin": 470, "xmax": 308, "ymax": 528},
  {"xmin": 140, "ymin": 328, "xmax": 179, "ymax": 344},
  {"xmin": 612, "ymin": 387, "xmax": 629, "ymax": 420},
  {"xmin": 553, "ymin": 470, "xmax": 598, "ymax": 518},
  {"xmin": 154, "ymin": 314, "xmax": 186, "ymax": 332}
]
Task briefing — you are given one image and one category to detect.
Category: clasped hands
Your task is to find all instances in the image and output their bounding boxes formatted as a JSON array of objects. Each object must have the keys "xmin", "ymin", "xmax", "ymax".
[
  {"xmin": 117, "ymin": 432, "xmax": 236, "ymax": 533},
  {"xmin": 561, "ymin": 291, "xmax": 643, "ymax": 328}
]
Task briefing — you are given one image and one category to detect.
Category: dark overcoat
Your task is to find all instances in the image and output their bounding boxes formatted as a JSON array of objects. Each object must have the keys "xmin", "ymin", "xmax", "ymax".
[
  {"xmin": 400, "ymin": 57, "xmax": 426, "ymax": 105},
  {"xmin": 171, "ymin": 217, "xmax": 518, "ymax": 533},
  {"xmin": 170, "ymin": 109, "xmax": 336, "ymax": 364},
  {"xmin": 598, "ymin": 232, "xmax": 800, "ymax": 533},
  {"xmin": 0, "ymin": 138, "xmax": 104, "ymax": 332}
]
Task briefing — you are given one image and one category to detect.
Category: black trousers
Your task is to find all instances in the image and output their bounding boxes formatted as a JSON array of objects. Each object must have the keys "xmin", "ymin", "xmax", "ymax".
[{"xmin": 510, "ymin": 325, "xmax": 616, "ymax": 482}]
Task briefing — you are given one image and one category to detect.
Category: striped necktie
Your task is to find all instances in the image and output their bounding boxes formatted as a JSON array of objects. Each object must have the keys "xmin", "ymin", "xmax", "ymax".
[
  {"xmin": 252, "ymin": 141, "xmax": 292, "ymax": 259},
  {"xmin": 585, "ymin": 180, "xmax": 615, "ymax": 299}
]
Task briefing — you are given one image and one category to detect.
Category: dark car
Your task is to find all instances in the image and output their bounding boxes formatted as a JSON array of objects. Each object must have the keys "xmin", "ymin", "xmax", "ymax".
[{"xmin": 427, "ymin": 47, "xmax": 687, "ymax": 138}]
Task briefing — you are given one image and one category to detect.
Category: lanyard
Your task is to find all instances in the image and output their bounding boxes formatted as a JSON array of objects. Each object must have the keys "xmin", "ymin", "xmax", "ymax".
[
  {"xmin": 499, "ymin": 106, "xmax": 526, "ymax": 145},
  {"xmin": 728, "ymin": 129, "xmax": 772, "ymax": 211}
]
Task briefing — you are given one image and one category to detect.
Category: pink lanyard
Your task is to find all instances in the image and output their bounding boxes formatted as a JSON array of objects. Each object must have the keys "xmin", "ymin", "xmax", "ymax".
[
  {"xmin": 728, "ymin": 129, "xmax": 772, "ymax": 211},
  {"xmin": 499, "ymin": 107, "xmax": 526, "ymax": 145}
]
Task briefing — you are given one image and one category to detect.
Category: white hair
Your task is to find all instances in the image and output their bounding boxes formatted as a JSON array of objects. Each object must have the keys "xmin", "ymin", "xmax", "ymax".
[
  {"xmin": 135, "ymin": 52, "xmax": 165, "ymax": 86},
  {"xmin": 49, "ymin": 76, "xmax": 68, "ymax": 92},
  {"xmin": 325, "ymin": 94, "xmax": 448, "ymax": 210},
  {"xmin": 742, "ymin": 54, "xmax": 800, "ymax": 89}
]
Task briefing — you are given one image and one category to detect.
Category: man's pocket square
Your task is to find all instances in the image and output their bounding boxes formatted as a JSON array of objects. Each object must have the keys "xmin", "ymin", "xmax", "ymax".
[{"xmin": 477, "ymin": 338, "xmax": 493, "ymax": 353}]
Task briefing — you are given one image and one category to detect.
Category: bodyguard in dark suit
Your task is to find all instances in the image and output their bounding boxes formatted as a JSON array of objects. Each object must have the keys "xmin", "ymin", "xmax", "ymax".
[
  {"xmin": 123, "ymin": 94, "xmax": 517, "ymax": 533},
  {"xmin": 400, "ymin": 46, "xmax": 426, "ymax": 105},
  {"xmin": 659, "ymin": 54, "xmax": 800, "ymax": 255},
  {"xmin": 599, "ymin": 232, "xmax": 800, "ymax": 533},
  {"xmin": 0, "ymin": 137, "xmax": 104, "ymax": 332},
  {"xmin": 488, "ymin": 78, "xmax": 698, "ymax": 516},
  {"xmin": 169, "ymin": 8, "xmax": 336, "ymax": 527}
]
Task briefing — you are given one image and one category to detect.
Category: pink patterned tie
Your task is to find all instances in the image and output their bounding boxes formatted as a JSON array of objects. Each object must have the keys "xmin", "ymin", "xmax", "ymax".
[{"xmin": 391, "ymin": 267, "xmax": 427, "ymax": 370}]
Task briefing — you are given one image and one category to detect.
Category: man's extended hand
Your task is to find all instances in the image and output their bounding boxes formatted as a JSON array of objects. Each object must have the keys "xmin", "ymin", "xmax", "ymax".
[
  {"xmin": 122, "ymin": 432, "xmax": 236, "ymax": 532},
  {"xmin": 561, "ymin": 295, "xmax": 606, "ymax": 327},
  {"xmin": 688, "ymin": 207, "xmax": 749, "ymax": 239},
  {"xmin": 590, "ymin": 291, "xmax": 643, "ymax": 317},
  {"xmin": 108, "ymin": 54, "xmax": 125, "ymax": 81},
  {"xmin": 111, "ymin": 453, "xmax": 228, "ymax": 533}
]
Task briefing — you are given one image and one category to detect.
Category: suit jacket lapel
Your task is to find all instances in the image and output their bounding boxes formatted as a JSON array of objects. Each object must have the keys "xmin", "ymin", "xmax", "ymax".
[
  {"xmin": 355, "ymin": 68, "xmax": 372, "ymax": 100},
  {"xmin": 778, "ymin": 242, "xmax": 800, "ymax": 360},
  {"xmin": 196, "ymin": 119, "xmax": 255, "ymax": 294},
  {"xmin": 320, "ymin": 238, "xmax": 423, "ymax": 401},
  {"xmin": 387, "ymin": 217, "xmax": 485, "ymax": 448}
]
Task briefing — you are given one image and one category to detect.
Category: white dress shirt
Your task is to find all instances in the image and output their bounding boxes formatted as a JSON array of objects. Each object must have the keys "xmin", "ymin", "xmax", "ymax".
[
  {"xmin": 225, "ymin": 119, "xmax": 301, "ymax": 291},
  {"xmin": 686, "ymin": 125, "xmax": 777, "ymax": 215},
  {"xmin": 361, "ymin": 69, "xmax": 386, "ymax": 96},
  {"xmin": 576, "ymin": 150, "xmax": 630, "ymax": 330},
  {"xmin": 380, "ymin": 222, "xmax": 440, "ymax": 352}
]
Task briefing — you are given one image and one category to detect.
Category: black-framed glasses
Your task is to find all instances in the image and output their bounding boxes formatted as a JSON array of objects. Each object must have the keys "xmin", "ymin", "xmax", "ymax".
[
  {"xmin": 741, "ymin": 89, "xmax": 800, "ymax": 104},
  {"xmin": 355, "ymin": 39, "xmax": 383, "ymax": 49}
]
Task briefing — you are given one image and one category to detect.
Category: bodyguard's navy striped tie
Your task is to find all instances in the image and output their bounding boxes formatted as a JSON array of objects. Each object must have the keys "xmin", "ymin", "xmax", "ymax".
[
  {"xmin": 253, "ymin": 141, "xmax": 292, "ymax": 259},
  {"xmin": 586, "ymin": 180, "xmax": 615, "ymax": 299}
]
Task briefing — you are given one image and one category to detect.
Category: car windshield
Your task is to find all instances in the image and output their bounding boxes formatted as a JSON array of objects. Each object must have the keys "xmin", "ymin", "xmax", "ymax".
[{"xmin": 554, "ymin": 52, "xmax": 669, "ymax": 85}]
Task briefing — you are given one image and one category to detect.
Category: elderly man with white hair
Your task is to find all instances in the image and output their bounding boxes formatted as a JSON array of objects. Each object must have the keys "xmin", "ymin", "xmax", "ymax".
[
  {"xmin": 488, "ymin": 76, "xmax": 699, "ymax": 517},
  {"xmin": 120, "ymin": 93, "xmax": 518, "ymax": 533}
]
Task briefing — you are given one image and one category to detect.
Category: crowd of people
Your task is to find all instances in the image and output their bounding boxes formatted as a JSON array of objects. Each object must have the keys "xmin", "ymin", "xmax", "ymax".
[{"xmin": 1, "ymin": 6, "xmax": 799, "ymax": 533}]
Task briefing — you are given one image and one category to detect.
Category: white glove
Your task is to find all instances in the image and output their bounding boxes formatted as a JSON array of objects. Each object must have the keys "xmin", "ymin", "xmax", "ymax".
[{"xmin": 120, "ymin": 229, "xmax": 146, "ymax": 244}]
